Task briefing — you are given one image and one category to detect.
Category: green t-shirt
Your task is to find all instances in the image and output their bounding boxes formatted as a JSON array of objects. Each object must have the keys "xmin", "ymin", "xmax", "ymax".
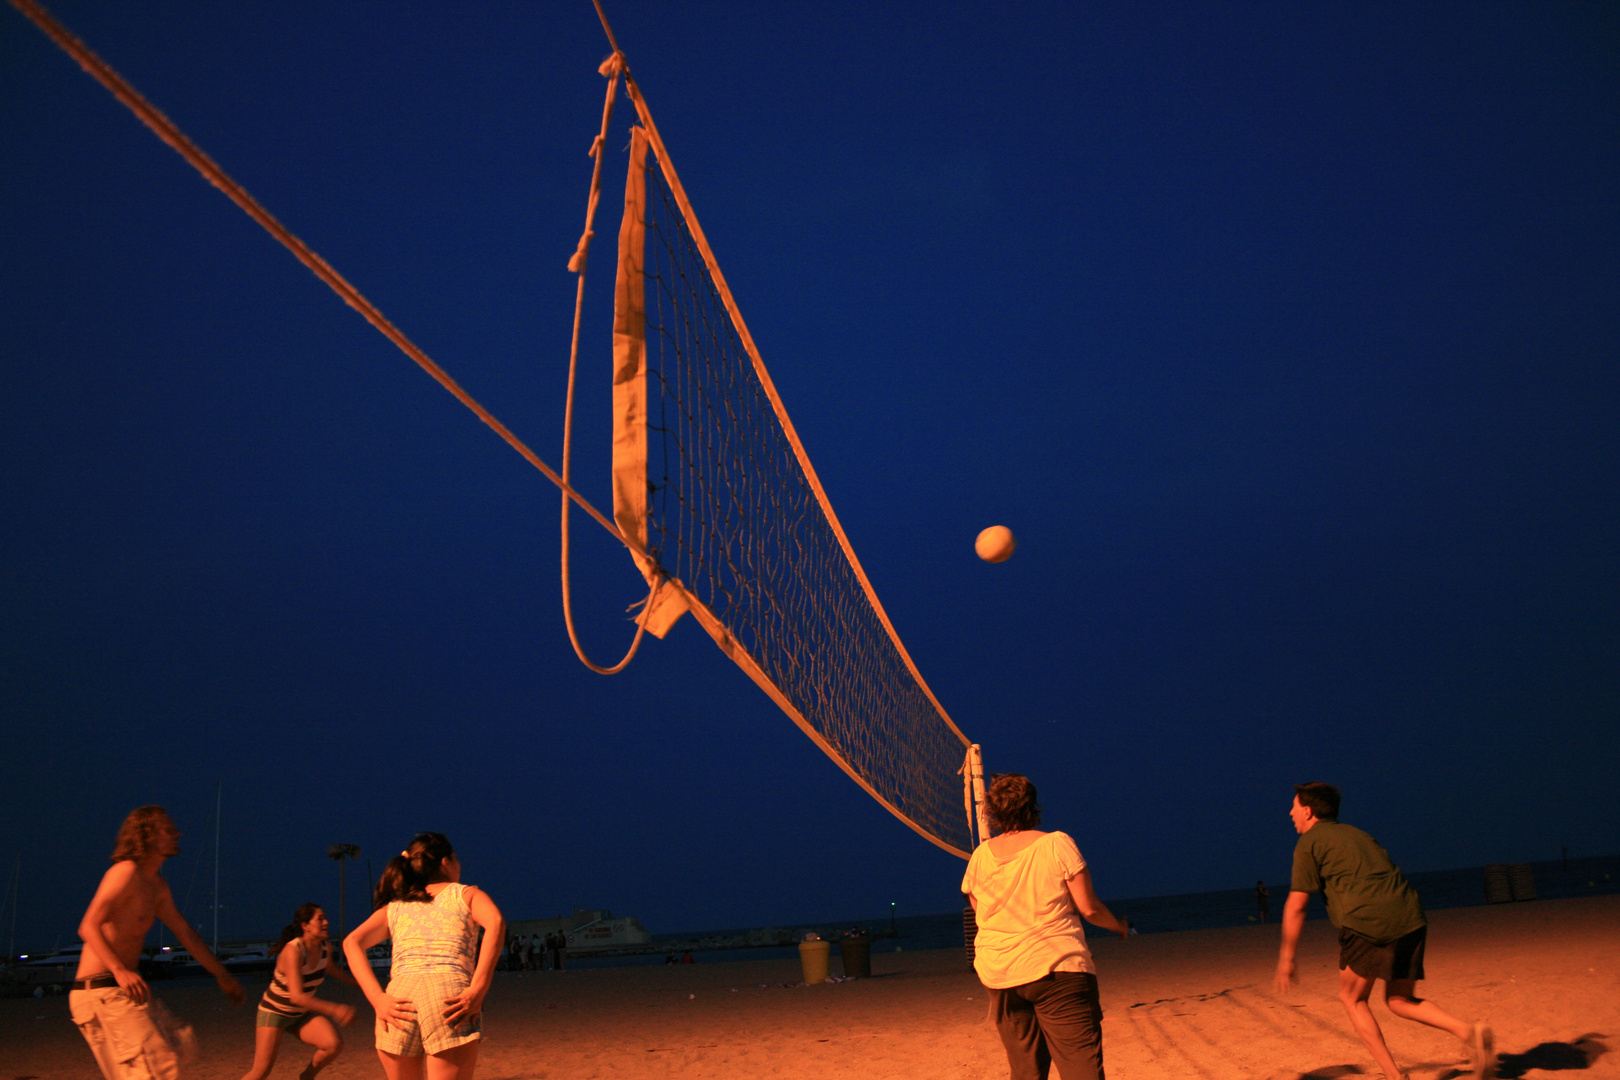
[{"xmin": 1290, "ymin": 821, "xmax": 1425, "ymax": 944}]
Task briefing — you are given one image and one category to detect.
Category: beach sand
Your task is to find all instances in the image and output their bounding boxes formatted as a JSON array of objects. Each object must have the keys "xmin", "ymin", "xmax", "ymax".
[{"xmin": 5, "ymin": 894, "xmax": 1614, "ymax": 1079}]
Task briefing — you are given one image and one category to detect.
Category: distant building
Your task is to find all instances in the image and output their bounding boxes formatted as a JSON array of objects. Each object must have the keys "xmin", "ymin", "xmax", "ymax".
[{"xmin": 506, "ymin": 908, "xmax": 653, "ymax": 952}]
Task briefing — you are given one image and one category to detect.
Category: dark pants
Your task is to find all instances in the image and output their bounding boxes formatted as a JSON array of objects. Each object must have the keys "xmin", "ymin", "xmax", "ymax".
[{"xmin": 988, "ymin": 971, "xmax": 1105, "ymax": 1080}]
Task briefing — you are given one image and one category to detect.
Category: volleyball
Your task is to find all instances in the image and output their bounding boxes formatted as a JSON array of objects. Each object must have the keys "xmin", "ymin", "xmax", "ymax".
[{"xmin": 974, "ymin": 525, "xmax": 1016, "ymax": 563}]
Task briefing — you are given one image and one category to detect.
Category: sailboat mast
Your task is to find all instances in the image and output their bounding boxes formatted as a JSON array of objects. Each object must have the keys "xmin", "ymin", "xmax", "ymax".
[
  {"xmin": 7, "ymin": 853, "xmax": 18, "ymax": 962},
  {"xmin": 212, "ymin": 781, "xmax": 221, "ymax": 953}
]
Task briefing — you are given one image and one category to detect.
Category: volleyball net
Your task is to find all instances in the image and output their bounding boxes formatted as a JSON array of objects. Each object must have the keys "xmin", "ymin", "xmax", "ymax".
[
  {"xmin": 9, "ymin": 0, "xmax": 987, "ymax": 859},
  {"xmin": 608, "ymin": 87, "xmax": 979, "ymax": 857}
]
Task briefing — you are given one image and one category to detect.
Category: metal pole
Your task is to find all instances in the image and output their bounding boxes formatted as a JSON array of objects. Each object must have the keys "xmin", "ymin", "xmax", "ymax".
[
  {"xmin": 7, "ymin": 853, "xmax": 19, "ymax": 962},
  {"xmin": 968, "ymin": 745, "xmax": 990, "ymax": 844},
  {"xmin": 212, "ymin": 781, "xmax": 221, "ymax": 953}
]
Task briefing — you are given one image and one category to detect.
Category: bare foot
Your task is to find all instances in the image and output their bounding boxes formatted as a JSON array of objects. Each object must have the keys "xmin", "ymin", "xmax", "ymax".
[{"xmin": 1468, "ymin": 1021, "xmax": 1495, "ymax": 1079}]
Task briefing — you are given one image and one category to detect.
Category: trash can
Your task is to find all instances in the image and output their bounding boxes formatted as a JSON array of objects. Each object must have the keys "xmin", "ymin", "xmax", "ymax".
[
  {"xmin": 839, "ymin": 935, "xmax": 871, "ymax": 978},
  {"xmin": 798, "ymin": 937, "xmax": 831, "ymax": 984},
  {"xmin": 1484, "ymin": 863, "xmax": 1512, "ymax": 904}
]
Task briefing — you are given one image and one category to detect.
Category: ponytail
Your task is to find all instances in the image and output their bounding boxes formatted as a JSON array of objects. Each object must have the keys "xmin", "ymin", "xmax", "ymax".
[
  {"xmin": 272, "ymin": 902, "xmax": 323, "ymax": 956},
  {"xmin": 376, "ymin": 832, "xmax": 455, "ymax": 905},
  {"xmin": 374, "ymin": 856, "xmax": 408, "ymax": 908}
]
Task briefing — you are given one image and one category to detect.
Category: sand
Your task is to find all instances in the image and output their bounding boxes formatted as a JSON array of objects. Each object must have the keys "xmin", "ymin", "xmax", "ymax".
[{"xmin": 4, "ymin": 894, "xmax": 1615, "ymax": 1080}]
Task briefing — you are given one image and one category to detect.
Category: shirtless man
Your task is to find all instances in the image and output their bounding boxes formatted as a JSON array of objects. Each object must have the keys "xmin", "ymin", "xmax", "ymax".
[{"xmin": 71, "ymin": 805, "xmax": 245, "ymax": 1079}]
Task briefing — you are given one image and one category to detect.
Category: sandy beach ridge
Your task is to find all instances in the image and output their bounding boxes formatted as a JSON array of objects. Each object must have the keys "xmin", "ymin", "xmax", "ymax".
[{"xmin": 4, "ymin": 895, "xmax": 1614, "ymax": 1079}]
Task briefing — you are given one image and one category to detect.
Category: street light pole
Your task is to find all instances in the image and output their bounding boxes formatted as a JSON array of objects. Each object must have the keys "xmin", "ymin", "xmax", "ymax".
[{"xmin": 327, "ymin": 843, "xmax": 361, "ymax": 939}]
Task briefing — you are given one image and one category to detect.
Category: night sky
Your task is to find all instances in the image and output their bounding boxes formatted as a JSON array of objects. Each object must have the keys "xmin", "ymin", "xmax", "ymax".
[{"xmin": 2, "ymin": 1, "xmax": 1616, "ymax": 955}]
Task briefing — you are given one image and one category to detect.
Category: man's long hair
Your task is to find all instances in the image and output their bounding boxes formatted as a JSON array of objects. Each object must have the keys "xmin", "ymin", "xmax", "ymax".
[{"xmin": 110, "ymin": 806, "xmax": 173, "ymax": 862}]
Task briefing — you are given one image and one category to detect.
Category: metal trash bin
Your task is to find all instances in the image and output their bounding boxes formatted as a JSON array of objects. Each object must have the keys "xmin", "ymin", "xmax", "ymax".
[
  {"xmin": 1509, "ymin": 863, "xmax": 1537, "ymax": 901},
  {"xmin": 798, "ymin": 937, "xmax": 831, "ymax": 984},
  {"xmin": 838, "ymin": 934, "xmax": 871, "ymax": 978},
  {"xmin": 1484, "ymin": 863, "xmax": 1512, "ymax": 904}
]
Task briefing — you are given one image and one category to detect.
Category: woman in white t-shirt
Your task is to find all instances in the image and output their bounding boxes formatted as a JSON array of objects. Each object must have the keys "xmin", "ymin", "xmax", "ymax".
[{"xmin": 961, "ymin": 774, "xmax": 1130, "ymax": 1080}]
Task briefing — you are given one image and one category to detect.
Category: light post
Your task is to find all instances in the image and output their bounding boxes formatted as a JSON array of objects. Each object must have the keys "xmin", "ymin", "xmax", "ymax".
[
  {"xmin": 327, "ymin": 843, "xmax": 361, "ymax": 939},
  {"xmin": 890, "ymin": 902, "xmax": 896, "ymax": 936}
]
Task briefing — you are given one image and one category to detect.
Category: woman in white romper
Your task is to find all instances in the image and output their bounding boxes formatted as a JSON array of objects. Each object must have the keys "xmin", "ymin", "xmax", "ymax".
[{"xmin": 344, "ymin": 833, "xmax": 505, "ymax": 1080}]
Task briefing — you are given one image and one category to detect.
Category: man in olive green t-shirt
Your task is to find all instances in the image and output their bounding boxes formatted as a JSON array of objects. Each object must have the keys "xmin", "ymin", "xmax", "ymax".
[{"xmin": 1273, "ymin": 783, "xmax": 1493, "ymax": 1080}]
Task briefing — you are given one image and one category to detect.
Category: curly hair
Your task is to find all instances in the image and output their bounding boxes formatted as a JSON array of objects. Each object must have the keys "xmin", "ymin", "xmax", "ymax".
[
  {"xmin": 109, "ymin": 806, "xmax": 174, "ymax": 862},
  {"xmin": 984, "ymin": 774, "xmax": 1042, "ymax": 833}
]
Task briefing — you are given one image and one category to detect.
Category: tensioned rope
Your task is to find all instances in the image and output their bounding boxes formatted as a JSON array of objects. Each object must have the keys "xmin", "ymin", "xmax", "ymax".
[
  {"xmin": 6, "ymin": 0, "xmax": 633, "ymax": 560},
  {"xmin": 14, "ymin": 0, "xmax": 990, "ymax": 855}
]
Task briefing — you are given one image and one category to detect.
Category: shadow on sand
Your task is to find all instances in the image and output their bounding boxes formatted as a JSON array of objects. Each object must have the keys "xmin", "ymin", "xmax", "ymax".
[{"xmin": 1493, "ymin": 1033, "xmax": 1608, "ymax": 1078}]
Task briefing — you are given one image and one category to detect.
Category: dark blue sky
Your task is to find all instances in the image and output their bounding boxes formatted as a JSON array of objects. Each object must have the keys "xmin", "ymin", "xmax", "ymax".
[{"xmin": 3, "ymin": 1, "xmax": 1616, "ymax": 953}]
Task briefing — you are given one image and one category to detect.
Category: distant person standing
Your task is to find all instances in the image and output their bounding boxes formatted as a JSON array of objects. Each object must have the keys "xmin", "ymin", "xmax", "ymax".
[
  {"xmin": 70, "ymin": 805, "xmax": 245, "ymax": 1079},
  {"xmin": 344, "ymin": 832, "xmax": 505, "ymax": 1080},
  {"xmin": 553, "ymin": 931, "xmax": 567, "ymax": 972},
  {"xmin": 1274, "ymin": 782, "xmax": 1493, "ymax": 1080},
  {"xmin": 1255, "ymin": 881, "xmax": 1270, "ymax": 923},
  {"xmin": 962, "ymin": 774, "xmax": 1130, "ymax": 1080},
  {"xmin": 241, "ymin": 903, "xmax": 358, "ymax": 1080}
]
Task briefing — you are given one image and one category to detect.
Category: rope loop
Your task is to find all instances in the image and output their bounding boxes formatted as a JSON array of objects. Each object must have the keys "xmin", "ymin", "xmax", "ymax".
[{"xmin": 559, "ymin": 49, "xmax": 644, "ymax": 675}]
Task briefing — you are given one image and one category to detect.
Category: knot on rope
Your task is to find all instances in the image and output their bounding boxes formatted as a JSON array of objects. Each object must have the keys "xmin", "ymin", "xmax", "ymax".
[
  {"xmin": 567, "ymin": 229, "xmax": 595, "ymax": 273},
  {"xmin": 598, "ymin": 52, "xmax": 624, "ymax": 78}
]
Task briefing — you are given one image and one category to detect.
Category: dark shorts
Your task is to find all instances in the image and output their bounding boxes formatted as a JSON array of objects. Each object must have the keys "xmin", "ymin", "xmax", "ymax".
[
  {"xmin": 1339, "ymin": 924, "xmax": 1426, "ymax": 982},
  {"xmin": 257, "ymin": 1007, "xmax": 315, "ymax": 1033}
]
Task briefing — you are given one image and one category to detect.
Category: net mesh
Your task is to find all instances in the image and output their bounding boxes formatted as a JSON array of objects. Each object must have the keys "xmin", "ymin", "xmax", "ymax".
[{"xmin": 638, "ymin": 149, "xmax": 972, "ymax": 855}]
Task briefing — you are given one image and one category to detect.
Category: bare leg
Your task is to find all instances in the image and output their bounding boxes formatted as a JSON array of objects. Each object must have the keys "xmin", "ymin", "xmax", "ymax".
[
  {"xmin": 1383, "ymin": 980, "xmax": 1470, "ymax": 1039},
  {"xmin": 425, "ymin": 1040, "xmax": 480, "ymax": 1080},
  {"xmin": 240, "ymin": 1026, "xmax": 283, "ymax": 1080},
  {"xmin": 1336, "ymin": 966, "xmax": 1404, "ymax": 1080},
  {"xmin": 379, "ymin": 1050, "xmax": 427, "ymax": 1080},
  {"xmin": 295, "ymin": 1015, "xmax": 344, "ymax": 1079},
  {"xmin": 1384, "ymin": 981, "xmax": 1491, "ymax": 1076}
]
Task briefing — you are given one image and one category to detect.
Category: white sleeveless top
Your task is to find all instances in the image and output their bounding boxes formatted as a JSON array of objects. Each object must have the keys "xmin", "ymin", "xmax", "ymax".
[{"xmin": 387, "ymin": 882, "xmax": 479, "ymax": 979}]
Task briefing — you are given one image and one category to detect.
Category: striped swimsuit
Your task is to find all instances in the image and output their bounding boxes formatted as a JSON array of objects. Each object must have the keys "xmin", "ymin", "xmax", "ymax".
[{"xmin": 258, "ymin": 940, "xmax": 327, "ymax": 1021}]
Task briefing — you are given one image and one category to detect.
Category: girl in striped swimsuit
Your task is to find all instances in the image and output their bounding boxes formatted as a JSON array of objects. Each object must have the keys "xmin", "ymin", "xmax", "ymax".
[
  {"xmin": 343, "ymin": 833, "xmax": 506, "ymax": 1080},
  {"xmin": 241, "ymin": 903, "xmax": 358, "ymax": 1080}
]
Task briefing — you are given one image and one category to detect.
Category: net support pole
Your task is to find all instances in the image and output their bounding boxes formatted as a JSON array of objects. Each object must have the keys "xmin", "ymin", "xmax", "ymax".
[{"xmin": 967, "ymin": 744, "xmax": 990, "ymax": 847}]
